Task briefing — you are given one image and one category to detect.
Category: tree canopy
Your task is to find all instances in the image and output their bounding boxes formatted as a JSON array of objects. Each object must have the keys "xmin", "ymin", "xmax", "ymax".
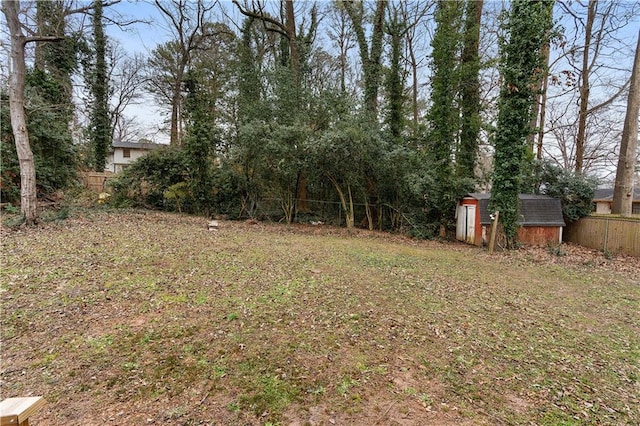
[{"xmin": 2, "ymin": 0, "xmax": 638, "ymax": 241}]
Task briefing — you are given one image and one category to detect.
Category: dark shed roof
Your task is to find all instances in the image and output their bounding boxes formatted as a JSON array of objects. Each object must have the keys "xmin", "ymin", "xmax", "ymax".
[
  {"xmin": 593, "ymin": 187, "xmax": 640, "ymax": 201},
  {"xmin": 465, "ymin": 193, "xmax": 565, "ymax": 227}
]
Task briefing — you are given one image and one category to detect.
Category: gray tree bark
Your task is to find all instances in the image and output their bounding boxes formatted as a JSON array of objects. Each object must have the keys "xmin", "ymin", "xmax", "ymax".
[
  {"xmin": 3, "ymin": 0, "xmax": 38, "ymax": 225},
  {"xmin": 612, "ymin": 30, "xmax": 640, "ymax": 216}
]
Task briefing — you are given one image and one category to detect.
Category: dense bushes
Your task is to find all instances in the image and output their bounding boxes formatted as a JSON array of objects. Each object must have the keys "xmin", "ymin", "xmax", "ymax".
[
  {"xmin": 109, "ymin": 146, "xmax": 188, "ymax": 209},
  {"xmin": 527, "ymin": 160, "xmax": 598, "ymax": 222},
  {"xmin": 1, "ymin": 76, "xmax": 78, "ymax": 204}
]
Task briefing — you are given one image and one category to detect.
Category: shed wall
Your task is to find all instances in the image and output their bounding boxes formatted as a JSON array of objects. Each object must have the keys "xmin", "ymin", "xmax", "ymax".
[
  {"xmin": 484, "ymin": 225, "xmax": 562, "ymax": 246},
  {"xmin": 518, "ymin": 226, "xmax": 562, "ymax": 246}
]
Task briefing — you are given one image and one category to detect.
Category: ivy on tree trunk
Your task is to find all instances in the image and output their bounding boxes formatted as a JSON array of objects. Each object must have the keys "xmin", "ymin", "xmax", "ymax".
[
  {"xmin": 457, "ymin": 0, "xmax": 483, "ymax": 181},
  {"xmin": 90, "ymin": 0, "xmax": 110, "ymax": 172},
  {"xmin": 491, "ymin": 0, "xmax": 554, "ymax": 248},
  {"xmin": 425, "ymin": 0, "xmax": 463, "ymax": 226}
]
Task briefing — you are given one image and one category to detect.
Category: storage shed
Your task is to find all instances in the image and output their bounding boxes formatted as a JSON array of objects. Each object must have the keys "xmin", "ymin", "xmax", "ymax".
[{"xmin": 456, "ymin": 193, "xmax": 566, "ymax": 246}]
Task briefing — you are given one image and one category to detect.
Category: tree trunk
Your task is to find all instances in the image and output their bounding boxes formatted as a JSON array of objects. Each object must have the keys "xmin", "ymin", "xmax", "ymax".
[
  {"xmin": 170, "ymin": 80, "xmax": 182, "ymax": 146},
  {"xmin": 458, "ymin": 0, "xmax": 483, "ymax": 179},
  {"xmin": 285, "ymin": 0, "xmax": 299, "ymax": 86},
  {"xmin": 528, "ymin": 41, "xmax": 549, "ymax": 153},
  {"xmin": 284, "ymin": 0, "xmax": 309, "ymax": 213},
  {"xmin": 407, "ymin": 33, "xmax": 419, "ymax": 134},
  {"xmin": 575, "ymin": 0, "xmax": 596, "ymax": 174},
  {"xmin": 92, "ymin": 0, "xmax": 110, "ymax": 171},
  {"xmin": 344, "ymin": 0, "xmax": 386, "ymax": 117},
  {"xmin": 3, "ymin": 0, "xmax": 38, "ymax": 225},
  {"xmin": 536, "ymin": 44, "xmax": 551, "ymax": 160},
  {"xmin": 612, "ymin": 30, "xmax": 640, "ymax": 216},
  {"xmin": 367, "ymin": 0, "xmax": 386, "ymax": 116}
]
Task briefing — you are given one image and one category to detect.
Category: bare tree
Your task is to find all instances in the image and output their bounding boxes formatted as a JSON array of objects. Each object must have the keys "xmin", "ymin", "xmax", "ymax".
[
  {"xmin": 398, "ymin": 0, "xmax": 433, "ymax": 135},
  {"xmin": 555, "ymin": 0, "xmax": 638, "ymax": 174},
  {"xmin": 2, "ymin": 0, "xmax": 119, "ymax": 224},
  {"xmin": 342, "ymin": 0, "xmax": 386, "ymax": 117},
  {"xmin": 612, "ymin": 30, "xmax": 640, "ymax": 216},
  {"xmin": 153, "ymin": 0, "xmax": 218, "ymax": 146},
  {"xmin": 326, "ymin": 1, "xmax": 356, "ymax": 94},
  {"xmin": 4, "ymin": 0, "xmax": 41, "ymax": 224},
  {"xmin": 108, "ymin": 45, "xmax": 146, "ymax": 142}
]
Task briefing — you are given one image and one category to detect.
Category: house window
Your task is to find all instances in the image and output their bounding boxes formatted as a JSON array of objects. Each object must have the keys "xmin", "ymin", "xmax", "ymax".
[
  {"xmin": 122, "ymin": 148, "xmax": 131, "ymax": 158},
  {"xmin": 633, "ymin": 203, "xmax": 640, "ymax": 215}
]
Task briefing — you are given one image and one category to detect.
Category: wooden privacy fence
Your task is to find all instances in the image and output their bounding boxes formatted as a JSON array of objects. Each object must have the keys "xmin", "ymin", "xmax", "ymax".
[
  {"xmin": 564, "ymin": 216, "xmax": 640, "ymax": 257},
  {"xmin": 80, "ymin": 172, "xmax": 114, "ymax": 193}
]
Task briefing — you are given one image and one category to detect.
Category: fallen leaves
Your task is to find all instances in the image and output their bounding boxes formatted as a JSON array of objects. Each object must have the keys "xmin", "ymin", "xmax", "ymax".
[{"xmin": 1, "ymin": 210, "xmax": 639, "ymax": 425}]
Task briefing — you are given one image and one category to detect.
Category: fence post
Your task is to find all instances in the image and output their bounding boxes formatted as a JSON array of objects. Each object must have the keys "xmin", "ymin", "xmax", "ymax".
[
  {"xmin": 603, "ymin": 218, "xmax": 609, "ymax": 253},
  {"xmin": 489, "ymin": 211, "xmax": 500, "ymax": 254}
]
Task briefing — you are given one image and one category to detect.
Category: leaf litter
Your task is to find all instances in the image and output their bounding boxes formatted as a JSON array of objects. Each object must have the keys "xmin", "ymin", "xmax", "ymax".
[{"xmin": 1, "ymin": 210, "xmax": 638, "ymax": 425}]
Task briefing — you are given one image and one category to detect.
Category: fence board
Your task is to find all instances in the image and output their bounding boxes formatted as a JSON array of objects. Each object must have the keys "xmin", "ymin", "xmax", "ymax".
[
  {"xmin": 564, "ymin": 216, "xmax": 640, "ymax": 257},
  {"xmin": 80, "ymin": 172, "xmax": 114, "ymax": 193}
]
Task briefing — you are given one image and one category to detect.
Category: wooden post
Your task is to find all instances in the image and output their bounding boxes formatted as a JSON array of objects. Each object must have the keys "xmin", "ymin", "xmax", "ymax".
[
  {"xmin": 0, "ymin": 396, "xmax": 45, "ymax": 426},
  {"xmin": 489, "ymin": 211, "xmax": 499, "ymax": 254}
]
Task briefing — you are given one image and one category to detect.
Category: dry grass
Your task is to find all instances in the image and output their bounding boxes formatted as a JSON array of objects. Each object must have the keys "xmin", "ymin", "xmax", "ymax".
[{"xmin": 1, "ymin": 210, "xmax": 639, "ymax": 425}]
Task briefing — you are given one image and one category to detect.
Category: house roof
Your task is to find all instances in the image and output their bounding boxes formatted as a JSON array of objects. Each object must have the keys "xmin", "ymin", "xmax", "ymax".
[
  {"xmin": 593, "ymin": 187, "xmax": 640, "ymax": 202},
  {"xmin": 464, "ymin": 193, "xmax": 566, "ymax": 227},
  {"xmin": 111, "ymin": 140, "xmax": 165, "ymax": 150}
]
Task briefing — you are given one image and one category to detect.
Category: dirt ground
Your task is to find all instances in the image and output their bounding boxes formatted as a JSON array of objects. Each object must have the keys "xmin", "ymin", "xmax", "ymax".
[{"xmin": 1, "ymin": 212, "xmax": 638, "ymax": 425}]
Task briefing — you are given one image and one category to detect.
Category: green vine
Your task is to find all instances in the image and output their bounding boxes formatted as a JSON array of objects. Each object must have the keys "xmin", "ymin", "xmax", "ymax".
[{"xmin": 491, "ymin": 0, "xmax": 554, "ymax": 247}]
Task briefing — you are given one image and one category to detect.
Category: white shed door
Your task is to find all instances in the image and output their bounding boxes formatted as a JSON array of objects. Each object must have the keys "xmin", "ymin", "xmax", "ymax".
[
  {"xmin": 456, "ymin": 205, "xmax": 476, "ymax": 244},
  {"xmin": 465, "ymin": 205, "xmax": 476, "ymax": 244},
  {"xmin": 456, "ymin": 205, "xmax": 466, "ymax": 241}
]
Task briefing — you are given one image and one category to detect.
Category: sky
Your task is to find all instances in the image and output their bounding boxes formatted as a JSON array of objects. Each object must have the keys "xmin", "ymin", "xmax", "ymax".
[
  {"xmin": 103, "ymin": 0, "xmax": 639, "ymax": 150},
  {"xmin": 2, "ymin": 0, "xmax": 637, "ymax": 166},
  {"xmin": 103, "ymin": 0, "xmax": 252, "ymax": 143}
]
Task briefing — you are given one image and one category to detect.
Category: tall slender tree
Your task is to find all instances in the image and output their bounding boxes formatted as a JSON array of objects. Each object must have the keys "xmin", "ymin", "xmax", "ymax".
[
  {"xmin": 399, "ymin": 1, "xmax": 432, "ymax": 136},
  {"xmin": 457, "ymin": 0, "xmax": 483, "ymax": 181},
  {"xmin": 384, "ymin": 4, "xmax": 407, "ymax": 144},
  {"xmin": 153, "ymin": 0, "xmax": 218, "ymax": 146},
  {"xmin": 342, "ymin": 0, "xmax": 386, "ymax": 118},
  {"xmin": 327, "ymin": 2, "xmax": 356, "ymax": 94},
  {"xmin": 3, "ymin": 0, "xmax": 39, "ymax": 224},
  {"xmin": 612, "ymin": 30, "xmax": 640, "ymax": 216},
  {"xmin": 88, "ymin": 0, "xmax": 111, "ymax": 171},
  {"xmin": 491, "ymin": 0, "xmax": 554, "ymax": 247},
  {"xmin": 424, "ymin": 0, "xmax": 463, "ymax": 228}
]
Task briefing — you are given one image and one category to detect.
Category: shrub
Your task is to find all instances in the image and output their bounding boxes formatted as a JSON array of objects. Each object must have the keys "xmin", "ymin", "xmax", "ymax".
[{"xmin": 528, "ymin": 160, "xmax": 598, "ymax": 222}]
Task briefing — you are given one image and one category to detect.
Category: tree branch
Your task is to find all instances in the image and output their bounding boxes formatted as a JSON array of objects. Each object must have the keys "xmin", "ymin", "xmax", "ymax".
[
  {"xmin": 66, "ymin": 0, "xmax": 121, "ymax": 16},
  {"xmin": 24, "ymin": 35, "xmax": 65, "ymax": 44},
  {"xmin": 232, "ymin": 0, "xmax": 289, "ymax": 38},
  {"xmin": 586, "ymin": 79, "xmax": 630, "ymax": 115}
]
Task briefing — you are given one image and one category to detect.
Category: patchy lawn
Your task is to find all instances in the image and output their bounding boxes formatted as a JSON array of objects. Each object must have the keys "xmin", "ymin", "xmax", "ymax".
[{"xmin": 1, "ymin": 210, "xmax": 639, "ymax": 425}]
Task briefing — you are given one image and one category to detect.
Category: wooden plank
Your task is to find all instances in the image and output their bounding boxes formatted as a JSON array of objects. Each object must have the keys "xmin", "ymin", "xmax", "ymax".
[
  {"xmin": 489, "ymin": 211, "xmax": 499, "ymax": 254},
  {"xmin": 564, "ymin": 216, "xmax": 640, "ymax": 257},
  {"xmin": 0, "ymin": 397, "xmax": 45, "ymax": 425}
]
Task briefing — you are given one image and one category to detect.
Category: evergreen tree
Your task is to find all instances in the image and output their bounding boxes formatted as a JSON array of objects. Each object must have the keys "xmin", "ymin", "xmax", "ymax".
[{"xmin": 491, "ymin": 0, "xmax": 554, "ymax": 247}]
